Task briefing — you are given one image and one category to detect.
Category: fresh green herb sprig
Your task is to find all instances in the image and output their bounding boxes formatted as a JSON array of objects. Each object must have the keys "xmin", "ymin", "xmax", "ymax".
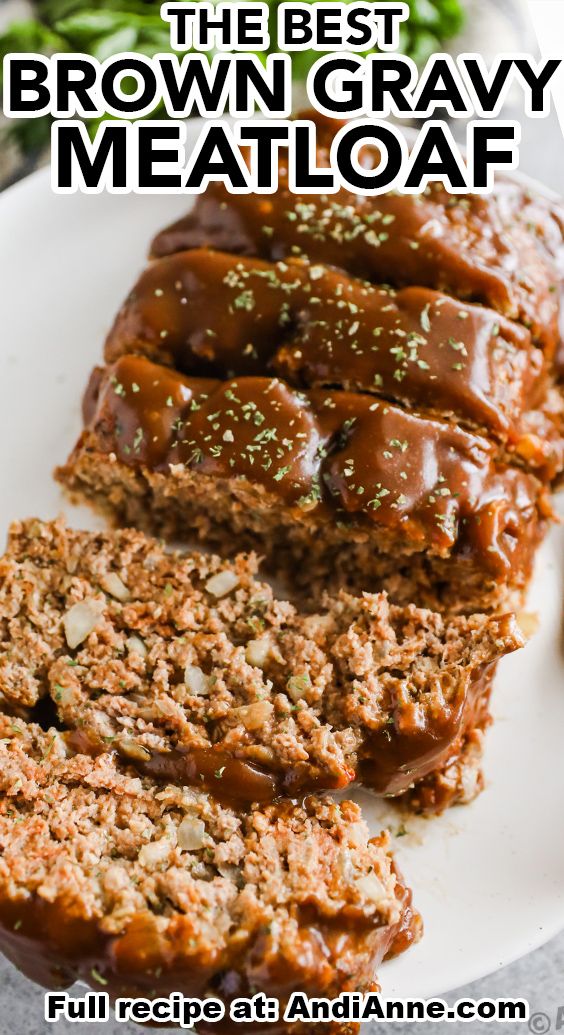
[
  {"xmin": 1, "ymin": 0, "xmax": 173, "ymax": 161},
  {"xmin": 1, "ymin": 0, "xmax": 465, "ymax": 163}
]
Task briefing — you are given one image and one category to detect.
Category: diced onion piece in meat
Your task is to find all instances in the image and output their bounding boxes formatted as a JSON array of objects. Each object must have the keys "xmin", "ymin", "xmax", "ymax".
[
  {"xmin": 63, "ymin": 600, "xmax": 103, "ymax": 649},
  {"xmin": 54, "ymin": 683, "xmax": 76, "ymax": 708},
  {"xmin": 177, "ymin": 817, "xmax": 206, "ymax": 851},
  {"xmin": 119, "ymin": 739, "xmax": 152, "ymax": 762},
  {"xmin": 126, "ymin": 635, "xmax": 147, "ymax": 657},
  {"xmin": 100, "ymin": 572, "xmax": 131, "ymax": 602},
  {"xmin": 347, "ymin": 822, "xmax": 368, "ymax": 848},
  {"xmin": 286, "ymin": 674, "xmax": 310, "ymax": 703},
  {"xmin": 246, "ymin": 637, "xmax": 271, "ymax": 668},
  {"xmin": 355, "ymin": 873, "xmax": 388, "ymax": 908},
  {"xmin": 231, "ymin": 700, "xmax": 273, "ymax": 730},
  {"xmin": 205, "ymin": 571, "xmax": 239, "ymax": 598},
  {"xmin": 138, "ymin": 839, "xmax": 171, "ymax": 868},
  {"xmin": 184, "ymin": 664, "xmax": 209, "ymax": 695}
]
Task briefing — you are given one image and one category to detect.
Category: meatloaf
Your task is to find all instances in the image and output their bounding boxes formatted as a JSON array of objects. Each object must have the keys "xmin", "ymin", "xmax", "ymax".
[
  {"xmin": 0, "ymin": 712, "xmax": 419, "ymax": 1023},
  {"xmin": 58, "ymin": 355, "xmax": 550, "ymax": 614},
  {"xmin": 151, "ymin": 114, "xmax": 564, "ymax": 358},
  {"xmin": 0, "ymin": 519, "xmax": 523, "ymax": 810},
  {"xmin": 104, "ymin": 249, "xmax": 564, "ymax": 480}
]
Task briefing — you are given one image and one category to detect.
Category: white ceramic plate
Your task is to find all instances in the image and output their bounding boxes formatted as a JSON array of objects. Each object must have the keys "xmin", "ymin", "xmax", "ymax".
[{"xmin": 0, "ymin": 123, "xmax": 563, "ymax": 1001}]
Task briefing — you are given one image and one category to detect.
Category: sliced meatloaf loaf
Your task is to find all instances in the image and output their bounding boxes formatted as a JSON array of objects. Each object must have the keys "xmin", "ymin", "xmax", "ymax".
[
  {"xmin": 58, "ymin": 356, "xmax": 550, "ymax": 614},
  {"xmin": 0, "ymin": 519, "xmax": 523, "ymax": 811},
  {"xmin": 104, "ymin": 250, "xmax": 564, "ymax": 480},
  {"xmin": 0, "ymin": 713, "xmax": 418, "ymax": 1021},
  {"xmin": 151, "ymin": 115, "xmax": 564, "ymax": 357}
]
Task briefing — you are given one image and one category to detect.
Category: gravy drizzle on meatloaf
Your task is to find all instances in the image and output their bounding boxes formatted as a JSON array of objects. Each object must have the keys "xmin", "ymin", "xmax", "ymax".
[
  {"xmin": 59, "ymin": 355, "xmax": 550, "ymax": 613},
  {"xmin": 104, "ymin": 250, "xmax": 563, "ymax": 478},
  {"xmin": 60, "ymin": 111, "xmax": 564, "ymax": 619},
  {"xmin": 151, "ymin": 114, "xmax": 564, "ymax": 357},
  {"xmin": 0, "ymin": 520, "xmax": 523, "ymax": 810},
  {"xmin": 0, "ymin": 712, "xmax": 419, "ymax": 1025}
]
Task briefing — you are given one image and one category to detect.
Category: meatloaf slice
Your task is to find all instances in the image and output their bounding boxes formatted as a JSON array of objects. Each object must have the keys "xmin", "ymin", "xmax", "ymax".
[
  {"xmin": 150, "ymin": 114, "xmax": 564, "ymax": 356},
  {"xmin": 0, "ymin": 519, "xmax": 523, "ymax": 810},
  {"xmin": 57, "ymin": 356, "xmax": 550, "ymax": 614},
  {"xmin": 104, "ymin": 250, "xmax": 564, "ymax": 480},
  {"xmin": 0, "ymin": 713, "xmax": 418, "ymax": 1021}
]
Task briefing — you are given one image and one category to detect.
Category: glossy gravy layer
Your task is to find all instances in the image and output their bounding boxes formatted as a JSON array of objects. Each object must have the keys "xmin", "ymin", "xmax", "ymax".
[
  {"xmin": 106, "ymin": 250, "xmax": 552, "ymax": 456},
  {"xmin": 83, "ymin": 355, "xmax": 545, "ymax": 578},
  {"xmin": 151, "ymin": 121, "xmax": 563, "ymax": 357}
]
